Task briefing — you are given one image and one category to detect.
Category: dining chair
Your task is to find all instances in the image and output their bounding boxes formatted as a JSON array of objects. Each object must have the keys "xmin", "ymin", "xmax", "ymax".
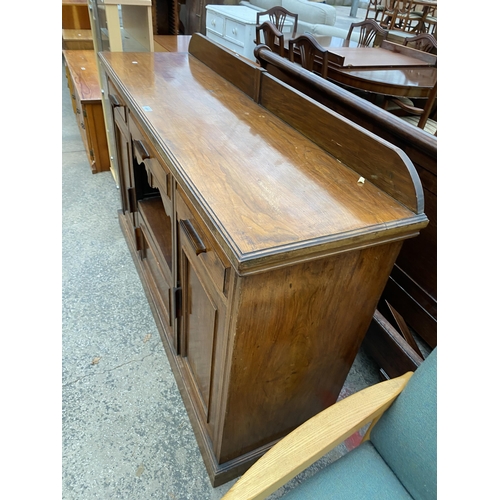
[
  {"xmin": 255, "ymin": 21, "xmax": 286, "ymax": 57},
  {"xmin": 256, "ymin": 6, "xmax": 299, "ymax": 39},
  {"xmin": 222, "ymin": 348, "xmax": 437, "ymax": 500},
  {"xmin": 364, "ymin": 0, "xmax": 385, "ymax": 21},
  {"xmin": 379, "ymin": 0, "xmax": 399, "ymax": 30},
  {"xmin": 392, "ymin": 82, "xmax": 437, "ymax": 135},
  {"xmin": 288, "ymin": 33, "xmax": 329, "ymax": 78},
  {"xmin": 404, "ymin": 32, "xmax": 437, "ymax": 53},
  {"xmin": 421, "ymin": 5, "xmax": 437, "ymax": 35},
  {"xmin": 345, "ymin": 19, "xmax": 388, "ymax": 47},
  {"xmin": 392, "ymin": 0, "xmax": 423, "ymax": 32}
]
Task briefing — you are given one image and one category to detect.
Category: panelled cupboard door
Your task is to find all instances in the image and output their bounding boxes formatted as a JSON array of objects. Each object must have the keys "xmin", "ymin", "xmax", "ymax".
[
  {"xmin": 113, "ymin": 112, "xmax": 134, "ymax": 222},
  {"xmin": 178, "ymin": 217, "xmax": 227, "ymax": 442},
  {"xmin": 108, "ymin": 78, "xmax": 134, "ymax": 222}
]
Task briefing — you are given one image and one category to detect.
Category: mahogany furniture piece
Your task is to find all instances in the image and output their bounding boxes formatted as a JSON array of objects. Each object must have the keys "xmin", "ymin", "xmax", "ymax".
[
  {"xmin": 288, "ymin": 33, "xmax": 329, "ymax": 78},
  {"xmin": 345, "ymin": 18, "xmax": 388, "ymax": 47},
  {"xmin": 256, "ymin": 6, "xmax": 299, "ymax": 39},
  {"xmin": 184, "ymin": 0, "xmax": 225, "ymax": 35},
  {"xmin": 99, "ymin": 34, "xmax": 427, "ymax": 485},
  {"xmin": 404, "ymin": 32, "xmax": 437, "ymax": 53},
  {"xmin": 324, "ymin": 40, "xmax": 437, "ymax": 98},
  {"xmin": 326, "ymin": 40, "xmax": 436, "ymax": 68},
  {"xmin": 391, "ymin": 82, "xmax": 437, "ymax": 134},
  {"xmin": 63, "ymin": 50, "xmax": 110, "ymax": 174},
  {"xmin": 256, "ymin": 21, "xmax": 286, "ymax": 57},
  {"xmin": 254, "ymin": 44, "xmax": 437, "ymax": 378}
]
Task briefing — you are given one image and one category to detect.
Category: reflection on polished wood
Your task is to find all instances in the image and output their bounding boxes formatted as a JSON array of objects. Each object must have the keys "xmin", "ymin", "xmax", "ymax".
[
  {"xmin": 154, "ymin": 34, "xmax": 192, "ymax": 52},
  {"xmin": 329, "ymin": 66, "xmax": 436, "ymax": 98}
]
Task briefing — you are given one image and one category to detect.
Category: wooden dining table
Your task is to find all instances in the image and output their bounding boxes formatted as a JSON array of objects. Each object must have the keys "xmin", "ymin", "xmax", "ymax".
[{"xmin": 285, "ymin": 37, "xmax": 437, "ymax": 99}]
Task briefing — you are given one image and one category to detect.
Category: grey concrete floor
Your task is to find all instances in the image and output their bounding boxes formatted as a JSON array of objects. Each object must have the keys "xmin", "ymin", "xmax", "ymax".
[{"xmin": 61, "ymin": 20, "xmax": 383, "ymax": 496}]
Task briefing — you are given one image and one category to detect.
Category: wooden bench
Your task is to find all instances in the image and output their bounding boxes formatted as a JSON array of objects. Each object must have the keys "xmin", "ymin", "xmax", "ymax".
[
  {"xmin": 254, "ymin": 44, "xmax": 437, "ymax": 377},
  {"xmin": 63, "ymin": 50, "xmax": 110, "ymax": 174}
]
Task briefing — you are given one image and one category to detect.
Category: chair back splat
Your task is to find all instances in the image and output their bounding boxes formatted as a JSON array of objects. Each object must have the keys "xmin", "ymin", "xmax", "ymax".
[
  {"xmin": 346, "ymin": 18, "xmax": 388, "ymax": 47},
  {"xmin": 404, "ymin": 32, "xmax": 437, "ymax": 53},
  {"xmin": 257, "ymin": 6, "xmax": 299, "ymax": 39},
  {"xmin": 288, "ymin": 33, "xmax": 329, "ymax": 78},
  {"xmin": 255, "ymin": 21, "xmax": 286, "ymax": 57}
]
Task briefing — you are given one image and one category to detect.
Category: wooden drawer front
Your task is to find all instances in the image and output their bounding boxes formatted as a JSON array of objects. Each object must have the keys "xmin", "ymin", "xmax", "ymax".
[
  {"xmin": 176, "ymin": 189, "xmax": 230, "ymax": 297},
  {"xmin": 107, "ymin": 79, "xmax": 127, "ymax": 124},
  {"xmin": 224, "ymin": 19, "xmax": 246, "ymax": 47},
  {"xmin": 206, "ymin": 11, "xmax": 224, "ymax": 37}
]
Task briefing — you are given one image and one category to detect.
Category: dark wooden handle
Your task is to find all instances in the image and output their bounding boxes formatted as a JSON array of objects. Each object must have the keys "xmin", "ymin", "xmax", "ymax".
[
  {"xmin": 180, "ymin": 219, "xmax": 207, "ymax": 255},
  {"xmin": 133, "ymin": 139, "xmax": 150, "ymax": 163}
]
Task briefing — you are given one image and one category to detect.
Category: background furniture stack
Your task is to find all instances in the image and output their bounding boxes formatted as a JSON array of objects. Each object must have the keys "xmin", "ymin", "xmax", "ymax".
[
  {"xmin": 62, "ymin": 0, "xmax": 94, "ymax": 49},
  {"xmin": 367, "ymin": 0, "xmax": 437, "ymax": 44},
  {"xmin": 62, "ymin": 1, "xmax": 110, "ymax": 174}
]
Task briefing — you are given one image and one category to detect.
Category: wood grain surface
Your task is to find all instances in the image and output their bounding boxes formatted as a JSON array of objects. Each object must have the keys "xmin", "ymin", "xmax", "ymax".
[
  {"xmin": 63, "ymin": 50, "xmax": 101, "ymax": 103},
  {"xmin": 100, "ymin": 51, "xmax": 425, "ymax": 272}
]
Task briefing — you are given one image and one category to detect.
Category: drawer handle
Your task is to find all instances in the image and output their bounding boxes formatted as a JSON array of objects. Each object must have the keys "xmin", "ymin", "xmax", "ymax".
[
  {"xmin": 133, "ymin": 139, "xmax": 150, "ymax": 163},
  {"xmin": 109, "ymin": 94, "xmax": 121, "ymax": 108},
  {"xmin": 232, "ymin": 28, "xmax": 237, "ymax": 35},
  {"xmin": 211, "ymin": 19, "xmax": 216, "ymax": 26},
  {"xmin": 180, "ymin": 219, "xmax": 207, "ymax": 255}
]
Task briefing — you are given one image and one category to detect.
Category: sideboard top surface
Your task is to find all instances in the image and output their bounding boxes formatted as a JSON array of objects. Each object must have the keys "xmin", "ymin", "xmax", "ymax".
[{"xmin": 100, "ymin": 51, "xmax": 424, "ymax": 267}]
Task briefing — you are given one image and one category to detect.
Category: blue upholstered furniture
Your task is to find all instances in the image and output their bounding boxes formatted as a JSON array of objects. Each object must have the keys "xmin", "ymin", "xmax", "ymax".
[{"xmin": 222, "ymin": 348, "xmax": 437, "ymax": 499}]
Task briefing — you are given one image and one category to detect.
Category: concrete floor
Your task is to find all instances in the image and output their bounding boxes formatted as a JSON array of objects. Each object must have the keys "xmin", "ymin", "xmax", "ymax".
[{"xmin": 62, "ymin": 6, "xmax": 385, "ymax": 499}]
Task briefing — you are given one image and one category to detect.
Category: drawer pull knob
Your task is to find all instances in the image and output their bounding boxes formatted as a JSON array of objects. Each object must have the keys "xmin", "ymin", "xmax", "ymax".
[
  {"xmin": 133, "ymin": 139, "xmax": 151, "ymax": 164},
  {"xmin": 211, "ymin": 19, "xmax": 216, "ymax": 26},
  {"xmin": 180, "ymin": 219, "xmax": 207, "ymax": 255},
  {"xmin": 232, "ymin": 28, "xmax": 237, "ymax": 35}
]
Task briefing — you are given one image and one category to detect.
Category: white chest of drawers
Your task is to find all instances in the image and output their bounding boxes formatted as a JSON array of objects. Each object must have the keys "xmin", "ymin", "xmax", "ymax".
[{"xmin": 205, "ymin": 5, "xmax": 292, "ymax": 61}]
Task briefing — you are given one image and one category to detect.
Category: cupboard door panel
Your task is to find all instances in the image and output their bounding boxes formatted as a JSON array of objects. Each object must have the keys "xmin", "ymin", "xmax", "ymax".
[
  {"xmin": 178, "ymin": 218, "xmax": 227, "ymax": 440},
  {"xmin": 182, "ymin": 254, "xmax": 217, "ymax": 418},
  {"xmin": 114, "ymin": 116, "xmax": 134, "ymax": 221}
]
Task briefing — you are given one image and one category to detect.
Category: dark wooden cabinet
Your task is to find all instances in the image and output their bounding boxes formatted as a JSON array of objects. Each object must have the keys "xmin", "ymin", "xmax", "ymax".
[
  {"xmin": 100, "ymin": 36, "xmax": 428, "ymax": 486},
  {"xmin": 185, "ymin": 0, "xmax": 225, "ymax": 34}
]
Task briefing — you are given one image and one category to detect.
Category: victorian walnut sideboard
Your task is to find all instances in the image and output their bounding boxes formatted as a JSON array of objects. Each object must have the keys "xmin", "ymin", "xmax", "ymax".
[{"xmin": 99, "ymin": 34, "xmax": 428, "ymax": 486}]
